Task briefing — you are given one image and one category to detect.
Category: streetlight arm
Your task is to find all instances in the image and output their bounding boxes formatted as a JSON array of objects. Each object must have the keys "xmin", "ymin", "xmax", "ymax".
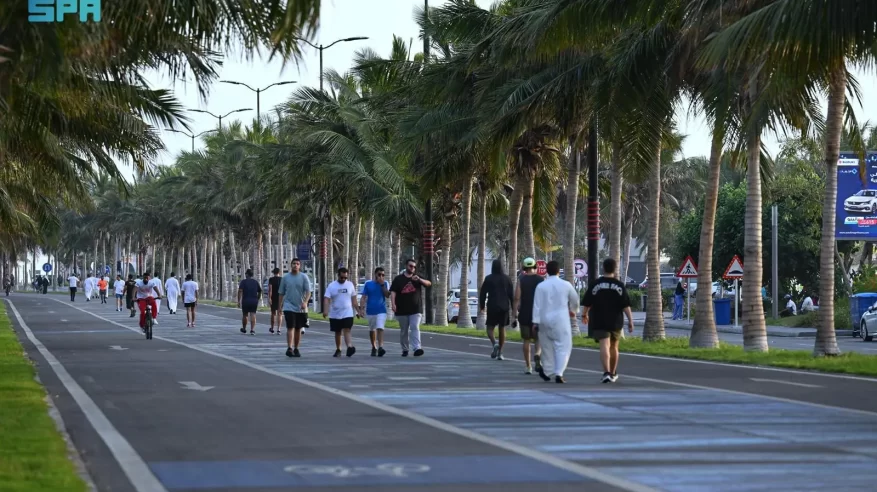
[
  {"xmin": 190, "ymin": 109, "xmax": 220, "ymax": 119},
  {"xmin": 220, "ymin": 108, "xmax": 253, "ymax": 119},
  {"xmin": 220, "ymin": 80, "xmax": 256, "ymax": 92},
  {"xmin": 262, "ymin": 80, "xmax": 297, "ymax": 92},
  {"xmin": 324, "ymin": 36, "xmax": 369, "ymax": 50},
  {"xmin": 295, "ymin": 37, "xmax": 320, "ymax": 50},
  {"xmin": 194, "ymin": 130, "xmax": 217, "ymax": 138},
  {"xmin": 165, "ymin": 128, "xmax": 193, "ymax": 138}
]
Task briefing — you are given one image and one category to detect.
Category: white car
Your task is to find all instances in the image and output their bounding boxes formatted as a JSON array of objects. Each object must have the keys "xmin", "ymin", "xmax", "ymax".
[
  {"xmin": 447, "ymin": 289, "xmax": 478, "ymax": 323},
  {"xmin": 844, "ymin": 190, "xmax": 877, "ymax": 214}
]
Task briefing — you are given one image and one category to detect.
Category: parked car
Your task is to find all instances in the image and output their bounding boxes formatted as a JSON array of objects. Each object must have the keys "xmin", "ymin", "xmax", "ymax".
[
  {"xmin": 857, "ymin": 300, "xmax": 877, "ymax": 341},
  {"xmin": 639, "ymin": 273, "xmax": 680, "ymax": 290},
  {"xmin": 447, "ymin": 289, "xmax": 478, "ymax": 323},
  {"xmin": 844, "ymin": 189, "xmax": 877, "ymax": 214}
]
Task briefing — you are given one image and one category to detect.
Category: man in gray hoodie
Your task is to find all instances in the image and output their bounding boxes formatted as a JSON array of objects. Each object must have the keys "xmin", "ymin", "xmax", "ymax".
[{"xmin": 479, "ymin": 259, "xmax": 514, "ymax": 360}]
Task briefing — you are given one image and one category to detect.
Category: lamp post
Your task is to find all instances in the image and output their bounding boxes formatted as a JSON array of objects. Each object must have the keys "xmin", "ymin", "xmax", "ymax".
[
  {"xmin": 190, "ymin": 108, "xmax": 252, "ymax": 129},
  {"xmin": 165, "ymin": 129, "xmax": 217, "ymax": 152},
  {"xmin": 295, "ymin": 34, "xmax": 368, "ymax": 315},
  {"xmin": 219, "ymin": 80, "xmax": 297, "ymax": 127}
]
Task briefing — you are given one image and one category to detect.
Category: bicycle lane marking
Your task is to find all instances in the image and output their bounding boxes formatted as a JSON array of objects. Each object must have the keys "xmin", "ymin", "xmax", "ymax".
[
  {"xmin": 6, "ymin": 300, "xmax": 167, "ymax": 492},
  {"xmin": 56, "ymin": 298, "xmax": 659, "ymax": 492}
]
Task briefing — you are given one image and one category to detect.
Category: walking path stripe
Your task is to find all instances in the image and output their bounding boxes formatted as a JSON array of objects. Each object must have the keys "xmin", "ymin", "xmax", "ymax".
[
  {"xmin": 56, "ymin": 299, "xmax": 659, "ymax": 492},
  {"xmin": 7, "ymin": 300, "xmax": 167, "ymax": 492}
]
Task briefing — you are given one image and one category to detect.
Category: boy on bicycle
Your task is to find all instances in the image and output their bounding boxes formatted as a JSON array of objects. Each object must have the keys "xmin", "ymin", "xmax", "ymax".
[{"xmin": 135, "ymin": 271, "xmax": 162, "ymax": 330}]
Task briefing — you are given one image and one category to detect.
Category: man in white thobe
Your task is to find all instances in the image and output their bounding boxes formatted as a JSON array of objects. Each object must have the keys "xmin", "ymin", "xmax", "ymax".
[
  {"xmin": 532, "ymin": 260, "xmax": 580, "ymax": 384},
  {"xmin": 84, "ymin": 273, "xmax": 94, "ymax": 301},
  {"xmin": 151, "ymin": 274, "xmax": 165, "ymax": 316},
  {"xmin": 165, "ymin": 273, "xmax": 181, "ymax": 315}
]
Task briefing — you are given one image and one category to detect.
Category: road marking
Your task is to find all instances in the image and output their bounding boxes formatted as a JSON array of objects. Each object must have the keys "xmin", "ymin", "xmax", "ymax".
[
  {"xmin": 57, "ymin": 300, "xmax": 658, "ymax": 492},
  {"xmin": 387, "ymin": 376, "xmax": 428, "ymax": 381},
  {"xmin": 750, "ymin": 378, "xmax": 822, "ymax": 388},
  {"xmin": 6, "ymin": 300, "xmax": 167, "ymax": 492},
  {"xmin": 179, "ymin": 381, "xmax": 214, "ymax": 392},
  {"xmin": 109, "ymin": 345, "xmax": 128, "ymax": 351}
]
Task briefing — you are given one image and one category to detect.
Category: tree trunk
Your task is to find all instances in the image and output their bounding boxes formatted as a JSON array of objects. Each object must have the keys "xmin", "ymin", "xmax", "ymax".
[
  {"xmin": 160, "ymin": 248, "xmax": 167, "ymax": 279},
  {"xmin": 200, "ymin": 237, "xmax": 208, "ymax": 297},
  {"xmin": 815, "ymin": 65, "xmax": 846, "ymax": 356},
  {"xmin": 507, "ymin": 173, "xmax": 526, "ymax": 291},
  {"xmin": 365, "ymin": 219, "xmax": 375, "ymax": 281},
  {"xmin": 101, "ymin": 233, "xmax": 106, "ymax": 277},
  {"xmin": 394, "ymin": 232, "xmax": 402, "ymax": 275},
  {"xmin": 125, "ymin": 235, "xmax": 131, "ymax": 278},
  {"xmin": 521, "ymin": 174, "xmax": 537, "ymax": 259},
  {"xmin": 690, "ymin": 129, "xmax": 724, "ymax": 348},
  {"xmin": 621, "ymin": 219, "xmax": 633, "ymax": 281},
  {"xmin": 353, "ymin": 215, "xmax": 362, "ymax": 279},
  {"xmin": 608, "ymin": 143, "xmax": 624, "ymax": 265},
  {"xmin": 256, "ymin": 230, "xmax": 264, "ymax": 288},
  {"xmin": 643, "ymin": 141, "xmax": 665, "ymax": 341},
  {"xmin": 177, "ymin": 246, "xmax": 184, "ymax": 282},
  {"xmin": 476, "ymin": 189, "xmax": 488, "ymax": 329},
  {"xmin": 267, "ymin": 228, "xmax": 274, "ymax": 278},
  {"xmin": 227, "ymin": 231, "xmax": 237, "ymax": 284},
  {"xmin": 384, "ymin": 229, "xmax": 392, "ymax": 274},
  {"xmin": 150, "ymin": 241, "xmax": 156, "ymax": 275},
  {"xmin": 742, "ymin": 130, "xmax": 768, "ymax": 352},
  {"xmin": 563, "ymin": 143, "xmax": 581, "ymax": 288},
  {"xmin": 93, "ymin": 238, "xmax": 98, "ymax": 275},
  {"xmin": 434, "ymin": 218, "xmax": 452, "ymax": 326},
  {"xmin": 457, "ymin": 176, "xmax": 475, "ymax": 328},
  {"xmin": 342, "ymin": 211, "xmax": 350, "ymax": 269},
  {"xmin": 219, "ymin": 231, "xmax": 227, "ymax": 302}
]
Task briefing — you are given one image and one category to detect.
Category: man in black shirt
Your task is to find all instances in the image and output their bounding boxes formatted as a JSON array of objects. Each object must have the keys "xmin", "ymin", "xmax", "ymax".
[
  {"xmin": 125, "ymin": 274, "xmax": 137, "ymax": 317},
  {"xmin": 514, "ymin": 257, "xmax": 544, "ymax": 375},
  {"xmin": 268, "ymin": 268, "xmax": 283, "ymax": 335},
  {"xmin": 479, "ymin": 259, "xmax": 514, "ymax": 360},
  {"xmin": 581, "ymin": 258, "xmax": 634, "ymax": 383},
  {"xmin": 390, "ymin": 259, "xmax": 432, "ymax": 357},
  {"xmin": 238, "ymin": 269, "xmax": 263, "ymax": 335}
]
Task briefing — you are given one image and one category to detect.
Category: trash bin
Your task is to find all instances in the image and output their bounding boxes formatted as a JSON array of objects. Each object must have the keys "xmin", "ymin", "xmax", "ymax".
[
  {"xmin": 850, "ymin": 293, "xmax": 877, "ymax": 334},
  {"xmin": 714, "ymin": 298, "xmax": 732, "ymax": 325},
  {"xmin": 641, "ymin": 294, "xmax": 648, "ymax": 311}
]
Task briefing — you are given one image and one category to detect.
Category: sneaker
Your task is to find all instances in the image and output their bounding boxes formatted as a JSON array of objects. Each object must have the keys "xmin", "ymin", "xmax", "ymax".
[
  {"xmin": 346, "ymin": 346, "xmax": 356, "ymax": 357},
  {"xmin": 240, "ymin": 328, "xmax": 246, "ymax": 334},
  {"xmin": 269, "ymin": 328, "xmax": 275, "ymax": 334},
  {"xmin": 152, "ymin": 319, "xmax": 158, "ymax": 325},
  {"xmin": 555, "ymin": 375, "xmax": 566, "ymax": 384},
  {"xmin": 534, "ymin": 354, "xmax": 542, "ymax": 371},
  {"xmin": 490, "ymin": 343, "xmax": 499, "ymax": 359},
  {"xmin": 497, "ymin": 351, "xmax": 504, "ymax": 361},
  {"xmin": 610, "ymin": 373, "xmax": 619, "ymax": 383},
  {"xmin": 186, "ymin": 323, "xmax": 191, "ymax": 328},
  {"xmin": 286, "ymin": 348, "xmax": 294, "ymax": 357},
  {"xmin": 601, "ymin": 372, "xmax": 613, "ymax": 384},
  {"xmin": 371, "ymin": 348, "xmax": 377, "ymax": 357},
  {"xmin": 293, "ymin": 348, "xmax": 301, "ymax": 357},
  {"xmin": 402, "ymin": 351, "xmax": 409, "ymax": 357},
  {"xmin": 537, "ymin": 367, "xmax": 551, "ymax": 382},
  {"xmin": 250, "ymin": 331, "xmax": 255, "ymax": 336},
  {"xmin": 524, "ymin": 366, "xmax": 532, "ymax": 375},
  {"xmin": 413, "ymin": 348, "xmax": 424, "ymax": 357},
  {"xmin": 378, "ymin": 347, "xmax": 386, "ymax": 357},
  {"xmin": 334, "ymin": 349, "xmax": 342, "ymax": 357}
]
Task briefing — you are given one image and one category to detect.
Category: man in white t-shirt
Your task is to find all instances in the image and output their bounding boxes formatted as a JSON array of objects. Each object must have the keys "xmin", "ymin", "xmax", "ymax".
[
  {"xmin": 182, "ymin": 274, "xmax": 199, "ymax": 328},
  {"xmin": 165, "ymin": 273, "xmax": 181, "ymax": 315},
  {"xmin": 323, "ymin": 267, "xmax": 358, "ymax": 357},
  {"xmin": 134, "ymin": 271, "xmax": 162, "ymax": 330},
  {"xmin": 68, "ymin": 274, "xmax": 79, "ymax": 302},
  {"xmin": 113, "ymin": 275, "xmax": 125, "ymax": 311},
  {"xmin": 150, "ymin": 274, "xmax": 165, "ymax": 315}
]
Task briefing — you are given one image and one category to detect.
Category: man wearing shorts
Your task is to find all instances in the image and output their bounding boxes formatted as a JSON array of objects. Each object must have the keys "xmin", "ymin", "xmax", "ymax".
[
  {"xmin": 514, "ymin": 257, "xmax": 544, "ymax": 374},
  {"xmin": 97, "ymin": 276, "xmax": 108, "ymax": 304},
  {"xmin": 238, "ymin": 269, "xmax": 262, "ymax": 335},
  {"xmin": 279, "ymin": 258, "xmax": 311, "ymax": 357},
  {"xmin": 359, "ymin": 267, "xmax": 390, "ymax": 357},
  {"xmin": 125, "ymin": 274, "xmax": 137, "ymax": 316},
  {"xmin": 182, "ymin": 274, "xmax": 199, "ymax": 327},
  {"xmin": 113, "ymin": 275, "xmax": 125, "ymax": 311},
  {"xmin": 478, "ymin": 259, "xmax": 514, "ymax": 360},
  {"xmin": 324, "ymin": 267, "xmax": 357, "ymax": 357},
  {"xmin": 581, "ymin": 258, "xmax": 634, "ymax": 383},
  {"xmin": 390, "ymin": 259, "xmax": 432, "ymax": 357},
  {"xmin": 267, "ymin": 268, "xmax": 283, "ymax": 335}
]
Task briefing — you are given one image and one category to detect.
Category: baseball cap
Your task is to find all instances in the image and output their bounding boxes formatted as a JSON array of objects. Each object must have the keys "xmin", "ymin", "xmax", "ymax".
[{"xmin": 522, "ymin": 257, "xmax": 536, "ymax": 268}]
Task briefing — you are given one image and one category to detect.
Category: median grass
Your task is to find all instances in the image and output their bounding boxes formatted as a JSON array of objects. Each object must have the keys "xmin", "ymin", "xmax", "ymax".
[{"xmin": 0, "ymin": 303, "xmax": 87, "ymax": 492}]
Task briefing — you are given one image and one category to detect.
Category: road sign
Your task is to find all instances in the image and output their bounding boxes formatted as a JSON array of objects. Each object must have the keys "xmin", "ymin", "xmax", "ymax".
[
  {"xmin": 723, "ymin": 255, "xmax": 744, "ymax": 279},
  {"xmin": 573, "ymin": 258, "xmax": 587, "ymax": 278},
  {"xmin": 676, "ymin": 256, "xmax": 698, "ymax": 278},
  {"xmin": 42, "ymin": 263, "xmax": 52, "ymax": 273},
  {"xmin": 536, "ymin": 260, "xmax": 547, "ymax": 276},
  {"xmin": 104, "ymin": 265, "xmax": 111, "ymax": 275}
]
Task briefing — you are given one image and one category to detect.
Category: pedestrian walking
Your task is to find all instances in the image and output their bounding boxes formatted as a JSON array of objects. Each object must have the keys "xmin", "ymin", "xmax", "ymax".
[
  {"xmin": 68, "ymin": 273, "xmax": 79, "ymax": 302},
  {"xmin": 267, "ymin": 268, "xmax": 283, "ymax": 335},
  {"xmin": 479, "ymin": 259, "xmax": 514, "ymax": 361},
  {"xmin": 279, "ymin": 258, "xmax": 311, "ymax": 357},
  {"xmin": 152, "ymin": 273, "xmax": 165, "ymax": 315},
  {"xmin": 532, "ymin": 261, "xmax": 579, "ymax": 383},
  {"xmin": 165, "ymin": 273, "xmax": 180, "ymax": 314},
  {"xmin": 238, "ymin": 269, "xmax": 262, "ymax": 335},
  {"xmin": 40, "ymin": 275, "xmax": 49, "ymax": 294},
  {"xmin": 514, "ymin": 257, "xmax": 544, "ymax": 374},
  {"xmin": 125, "ymin": 274, "xmax": 137, "ymax": 317},
  {"xmin": 113, "ymin": 275, "xmax": 125, "ymax": 311},
  {"xmin": 672, "ymin": 280, "xmax": 685, "ymax": 320},
  {"xmin": 390, "ymin": 259, "xmax": 432, "ymax": 357},
  {"xmin": 97, "ymin": 276, "xmax": 108, "ymax": 304},
  {"xmin": 84, "ymin": 273, "xmax": 94, "ymax": 301},
  {"xmin": 323, "ymin": 267, "xmax": 357, "ymax": 357},
  {"xmin": 359, "ymin": 267, "xmax": 390, "ymax": 357},
  {"xmin": 581, "ymin": 258, "xmax": 634, "ymax": 383},
  {"xmin": 182, "ymin": 274, "xmax": 199, "ymax": 327}
]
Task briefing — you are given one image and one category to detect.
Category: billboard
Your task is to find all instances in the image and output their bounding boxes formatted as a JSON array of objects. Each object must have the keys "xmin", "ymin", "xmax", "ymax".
[{"xmin": 837, "ymin": 151, "xmax": 877, "ymax": 239}]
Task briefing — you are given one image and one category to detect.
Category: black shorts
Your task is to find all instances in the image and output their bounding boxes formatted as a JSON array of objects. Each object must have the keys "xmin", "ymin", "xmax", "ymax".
[
  {"xmin": 241, "ymin": 302, "xmax": 258, "ymax": 315},
  {"xmin": 184, "ymin": 301, "xmax": 196, "ymax": 308},
  {"xmin": 592, "ymin": 329, "xmax": 622, "ymax": 342},
  {"xmin": 284, "ymin": 311, "xmax": 308, "ymax": 330},
  {"xmin": 486, "ymin": 309, "xmax": 510, "ymax": 328},
  {"xmin": 329, "ymin": 317, "xmax": 354, "ymax": 332},
  {"xmin": 519, "ymin": 324, "xmax": 538, "ymax": 341},
  {"xmin": 126, "ymin": 297, "xmax": 134, "ymax": 309},
  {"xmin": 270, "ymin": 298, "xmax": 280, "ymax": 312}
]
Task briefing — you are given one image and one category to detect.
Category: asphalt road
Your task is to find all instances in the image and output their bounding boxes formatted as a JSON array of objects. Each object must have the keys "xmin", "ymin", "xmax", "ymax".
[{"xmin": 7, "ymin": 293, "xmax": 877, "ymax": 492}]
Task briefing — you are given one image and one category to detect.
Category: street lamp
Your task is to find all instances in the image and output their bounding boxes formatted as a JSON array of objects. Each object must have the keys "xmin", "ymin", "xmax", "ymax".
[
  {"xmin": 190, "ymin": 108, "xmax": 252, "ymax": 129},
  {"xmin": 165, "ymin": 128, "xmax": 217, "ymax": 152},
  {"xmin": 219, "ymin": 80, "xmax": 297, "ymax": 124},
  {"xmin": 295, "ymin": 35, "xmax": 368, "ymax": 315}
]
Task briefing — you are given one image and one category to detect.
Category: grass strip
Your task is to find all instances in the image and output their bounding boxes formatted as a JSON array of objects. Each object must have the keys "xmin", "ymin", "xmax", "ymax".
[{"xmin": 0, "ymin": 303, "xmax": 87, "ymax": 492}]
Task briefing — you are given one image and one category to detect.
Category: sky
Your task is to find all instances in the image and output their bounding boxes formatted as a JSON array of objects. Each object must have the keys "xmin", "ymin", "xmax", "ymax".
[{"xmin": 142, "ymin": 0, "xmax": 877, "ymax": 174}]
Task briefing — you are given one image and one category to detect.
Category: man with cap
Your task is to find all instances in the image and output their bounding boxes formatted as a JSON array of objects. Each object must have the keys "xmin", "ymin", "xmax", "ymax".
[{"xmin": 514, "ymin": 257, "xmax": 545, "ymax": 374}]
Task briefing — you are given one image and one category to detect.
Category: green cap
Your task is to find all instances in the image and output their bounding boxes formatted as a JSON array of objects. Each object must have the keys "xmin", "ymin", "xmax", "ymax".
[{"xmin": 522, "ymin": 257, "xmax": 537, "ymax": 268}]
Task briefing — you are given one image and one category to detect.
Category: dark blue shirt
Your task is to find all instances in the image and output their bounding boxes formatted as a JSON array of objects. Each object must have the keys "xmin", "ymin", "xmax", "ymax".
[
  {"xmin": 239, "ymin": 278, "xmax": 262, "ymax": 304},
  {"xmin": 362, "ymin": 280, "xmax": 389, "ymax": 315}
]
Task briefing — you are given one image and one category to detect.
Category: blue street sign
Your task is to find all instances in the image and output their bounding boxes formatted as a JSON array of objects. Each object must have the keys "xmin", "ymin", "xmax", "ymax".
[
  {"xmin": 297, "ymin": 240, "xmax": 312, "ymax": 261},
  {"xmin": 104, "ymin": 265, "xmax": 111, "ymax": 274},
  {"xmin": 42, "ymin": 263, "xmax": 52, "ymax": 273}
]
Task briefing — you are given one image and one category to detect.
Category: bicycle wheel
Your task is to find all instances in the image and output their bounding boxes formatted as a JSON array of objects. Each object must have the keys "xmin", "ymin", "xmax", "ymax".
[{"xmin": 145, "ymin": 309, "xmax": 153, "ymax": 340}]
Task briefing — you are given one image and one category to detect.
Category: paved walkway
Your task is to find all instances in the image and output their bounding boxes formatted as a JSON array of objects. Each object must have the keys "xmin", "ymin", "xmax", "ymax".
[{"xmin": 7, "ymin": 294, "xmax": 877, "ymax": 492}]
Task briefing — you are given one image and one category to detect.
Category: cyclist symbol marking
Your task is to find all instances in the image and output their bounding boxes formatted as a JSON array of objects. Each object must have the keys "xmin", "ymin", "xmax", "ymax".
[{"xmin": 283, "ymin": 463, "xmax": 431, "ymax": 478}]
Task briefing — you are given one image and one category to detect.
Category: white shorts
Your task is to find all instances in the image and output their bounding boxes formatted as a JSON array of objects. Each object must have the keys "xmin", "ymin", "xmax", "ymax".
[{"xmin": 367, "ymin": 314, "xmax": 387, "ymax": 331}]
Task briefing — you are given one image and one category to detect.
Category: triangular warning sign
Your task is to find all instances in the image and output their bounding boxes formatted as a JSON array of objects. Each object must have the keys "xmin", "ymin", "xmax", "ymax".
[
  {"xmin": 723, "ymin": 255, "xmax": 744, "ymax": 279},
  {"xmin": 676, "ymin": 256, "xmax": 698, "ymax": 278}
]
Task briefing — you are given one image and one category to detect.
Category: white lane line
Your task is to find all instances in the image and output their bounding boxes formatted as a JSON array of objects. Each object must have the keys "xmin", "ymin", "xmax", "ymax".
[
  {"xmin": 750, "ymin": 378, "xmax": 822, "ymax": 388},
  {"xmin": 56, "ymin": 300, "xmax": 658, "ymax": 492},
  {"xmin": 7, "ymin": 300, "xmax": 166, "ymax": 492},
  {"xmin": 387, "ymin": 376, "xmax": 429, "ymax": 381}
]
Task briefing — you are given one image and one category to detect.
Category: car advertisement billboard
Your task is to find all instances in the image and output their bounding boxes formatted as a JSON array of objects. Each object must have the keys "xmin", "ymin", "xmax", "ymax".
[{"xmin": 837, "ymin": 151, "xmax": 877, "ymax": 239}]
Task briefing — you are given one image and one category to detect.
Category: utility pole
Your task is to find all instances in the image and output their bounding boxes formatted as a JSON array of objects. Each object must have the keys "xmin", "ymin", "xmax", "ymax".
[
  {"xmin": 165, "ymin": 129, "xmax": 217, "ymax": 152},
  {"xmin": 771, "ymin": 204, "xmax": 779, "ymax": 319},
  {"xmin": 587, "ymin": 122, "xmax": 599, "ymax": 287},
  {"xmin": 220, "ymin": 80, "xmax": 297, "ymax": 129}
]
